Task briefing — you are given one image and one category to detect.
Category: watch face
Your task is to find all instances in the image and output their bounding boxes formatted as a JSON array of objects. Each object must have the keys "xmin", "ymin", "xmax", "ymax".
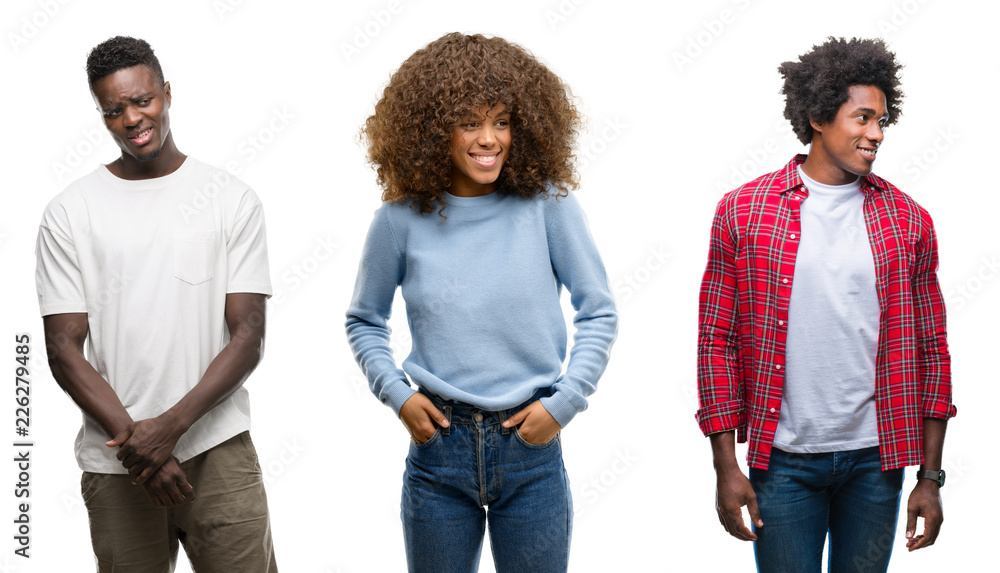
[{"xmin": 939, "ymin": 470, "xmax": 946, "ymax": 487}]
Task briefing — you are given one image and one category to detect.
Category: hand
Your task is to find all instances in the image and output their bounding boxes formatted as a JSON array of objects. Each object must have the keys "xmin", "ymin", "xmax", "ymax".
[
  {"xmin": 715, "ymin": 466, "xmax": 762, "ymax": 541},
  {"xmin": 140, "ymin": 457, "xmax": 196, "ymax": 508},
  {"xmin": 399, "ymin": 393, "xmax": 449, "ymax": 444},
  {"xmin": 905, "ymin": 479, "xmax": 943, "ymax": 551},
  {"xmin": 502, "ymin": 400, "xmax": 561, "ymax": 445},
  {"xmin": 106, "ymin": 416, "xmax": 183, "ymax": 485}
]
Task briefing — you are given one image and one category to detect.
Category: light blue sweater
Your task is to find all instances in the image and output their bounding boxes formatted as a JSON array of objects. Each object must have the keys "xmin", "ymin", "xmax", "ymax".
[{"xmin": 345, "ymin": 189, "xmax": 618, "ymax": 427}]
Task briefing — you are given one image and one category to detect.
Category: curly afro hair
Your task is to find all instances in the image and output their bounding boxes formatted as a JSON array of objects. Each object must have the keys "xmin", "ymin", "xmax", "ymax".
[
  {"xmin": 779, "ymin": 37, "xmax": 903, "ymax": 145},
  {"xmin": 363, "ymin": 33, "xmax": 581, "ymax": 215},
  {"xmin": 86, "ymin": 36, "xmax": 164, "ymax": 90}
]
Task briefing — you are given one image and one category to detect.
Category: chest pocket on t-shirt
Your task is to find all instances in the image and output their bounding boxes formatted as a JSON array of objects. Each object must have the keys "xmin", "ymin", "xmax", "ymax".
[{"xmin": 173, "ymin": 230, "xmax": 217, "ymax": 285}]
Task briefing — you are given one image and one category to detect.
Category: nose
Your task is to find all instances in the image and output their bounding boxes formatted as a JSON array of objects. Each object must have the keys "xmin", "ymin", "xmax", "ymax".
[
  {"xmin": 122, "ymin": 105, "xmax": 142, "ymax": 128},
  {"xmin": 477, "ymin": 125, "xmax": 496, "ymax": 147},
  {"xmin": 868, "ymin": 122, "xmax": 884, "ymax": 144}
]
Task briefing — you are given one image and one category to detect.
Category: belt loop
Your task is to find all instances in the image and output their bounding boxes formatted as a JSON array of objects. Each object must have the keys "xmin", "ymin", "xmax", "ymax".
[
  {"xmin": 499, "ymin": 409, "xmax": 510, "ymax": 435},
  {"xmin": 441, "ymin": 406, "xmax": 452, "ymax": 436}
]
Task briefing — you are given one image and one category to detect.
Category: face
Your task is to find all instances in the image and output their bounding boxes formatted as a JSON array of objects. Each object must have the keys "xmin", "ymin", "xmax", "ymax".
[
  {"xmin": 809, "ymin": 85, "xmax": 888, "ymax": 185},
  {"xmin": 448, "ymin": 102, "xmax": 511, "ymax": 197},
  {"xmin": 91, "ymin": 65, "xmax": 172, "ymax": 163}
]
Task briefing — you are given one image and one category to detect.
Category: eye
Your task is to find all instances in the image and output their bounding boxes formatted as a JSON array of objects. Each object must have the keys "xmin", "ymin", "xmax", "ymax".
[
  {"xmin": 138, "ymin": 98, "xmax": 151, "ymax": 106},
  {"xmin": 104, "ymin": 109, "xmax": 121, "ymax": 118}
]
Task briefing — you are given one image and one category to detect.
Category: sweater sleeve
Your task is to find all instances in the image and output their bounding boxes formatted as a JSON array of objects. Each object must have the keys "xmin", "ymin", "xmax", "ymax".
[
  {"xmin": 542, "ymin": 193, "xmax": 618, "ymax": 427},
  {"xmin": 345, "ymin": 206, "xmax": 416, "ymax": 415}
]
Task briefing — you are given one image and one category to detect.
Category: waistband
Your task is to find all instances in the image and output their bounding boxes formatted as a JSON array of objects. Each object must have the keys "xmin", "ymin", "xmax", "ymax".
[{"xmin": 419, "ymin": 387, "xmax": 549, "ymax": 430}]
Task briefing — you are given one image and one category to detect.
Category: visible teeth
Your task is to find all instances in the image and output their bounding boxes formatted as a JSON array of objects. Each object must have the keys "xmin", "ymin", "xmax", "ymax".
[
  {"xmin": 132, "ymin": 128, "xmax": 151, "ymax": 140},
  {"xmin": 472, "ymin": 154, "xmax": 497, "ymax": 164},
  {"xmin": 859, "ymin": 148, "xmax": 876, "ymax": 157}
]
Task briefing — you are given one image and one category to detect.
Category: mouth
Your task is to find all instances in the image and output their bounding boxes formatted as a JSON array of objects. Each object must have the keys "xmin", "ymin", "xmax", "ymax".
[
  {"xmin": 471, "ymin": 153, "xmax": 499, "ymax": 167},
  {"xmin": 858, "ymin": 146, "xmax": 877, "ymax": 160},
  {"xmin": 129, "ymin": 128, "xmax": 153, "ymax": 146}
]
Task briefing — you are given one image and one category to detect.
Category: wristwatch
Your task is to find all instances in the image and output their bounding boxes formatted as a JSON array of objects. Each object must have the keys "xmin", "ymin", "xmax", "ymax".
[{"xmin": 916, "ymin": 469, "xmax": 946, "ymax": 487}]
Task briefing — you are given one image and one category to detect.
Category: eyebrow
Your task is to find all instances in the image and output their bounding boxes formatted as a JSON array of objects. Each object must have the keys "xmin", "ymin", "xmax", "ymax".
[{"xmin": 100, "ymin": 91, "xmax": 155, "ymax": 112}]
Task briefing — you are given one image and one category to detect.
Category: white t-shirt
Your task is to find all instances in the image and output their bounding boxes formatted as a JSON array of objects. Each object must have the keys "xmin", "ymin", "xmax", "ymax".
[
  {"xmin": 35, "ymin": 158, "xmax": 272, "ymax": 473},
  {"xmin": 772, "ymin": 167, "xmax": 880, "ymax": 453}
]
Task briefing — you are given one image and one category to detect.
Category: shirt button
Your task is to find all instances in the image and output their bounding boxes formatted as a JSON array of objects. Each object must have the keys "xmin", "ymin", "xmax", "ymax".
[
  {"xmin": 474, "ymin": 413, "xmax": 483, "ymax": 422},
  {"xmin": 778, "ymin": 320, "xmax": 784, "ymax": 326},
  {"xmin": 775, "ymin": 364, "xmax": 782, "ymax": 370},
  {"xmin": 790, "ymin": 234, "xmax": 796, "ymax": 239},
  {"xmin": 782, "ymin": 278, "xmax": 789, "ymax": 284},
  {"xmin": 770, "ymin": 407, "xmax": 776, "ymax": 413}
]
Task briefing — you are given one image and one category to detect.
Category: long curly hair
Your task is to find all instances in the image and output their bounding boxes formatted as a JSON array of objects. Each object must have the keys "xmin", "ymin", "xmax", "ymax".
[
  {"xmin": 363, "ymin": 33, "xmax": 581, "ymax": 215},
  {"xmin": 779, "ymin": 37, "xmax": 903, "ymax": 145}
]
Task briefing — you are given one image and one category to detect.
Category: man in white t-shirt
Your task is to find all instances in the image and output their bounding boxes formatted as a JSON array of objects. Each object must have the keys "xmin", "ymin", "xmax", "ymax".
[{"xmin": 36, "ymin": 36, "xmax": 277, "ymax": 572}]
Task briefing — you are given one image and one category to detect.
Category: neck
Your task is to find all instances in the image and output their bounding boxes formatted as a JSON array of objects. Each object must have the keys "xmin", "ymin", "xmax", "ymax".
[{"xmin": 111, "ymin": 134, "xmax": 186, "ymax": 180}]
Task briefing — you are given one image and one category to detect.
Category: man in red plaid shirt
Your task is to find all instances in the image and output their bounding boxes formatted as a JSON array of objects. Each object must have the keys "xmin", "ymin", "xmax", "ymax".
[{"xmin": 696, "ymin": 37, "xmax": 956, "ymax": 572}]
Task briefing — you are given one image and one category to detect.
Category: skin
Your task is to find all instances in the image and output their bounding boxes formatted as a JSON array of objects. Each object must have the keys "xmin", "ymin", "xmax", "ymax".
[
  {"xmin": 399, "ymin": 101, "xmax": 561, "ymax": 445},
  {"xmin": 802, "ymin": 85, "xmax": 887, "ymax": 186},
  {"xmin": 448, "ymin": 102, "xmax": 511, "ymax": 198},
  {"xmin": 91, "ymin": 64, "xmax": 186, "ymax": 180},
  {"xmin": 711, "ymin": 85, "xmax": 948, "ymax": 552}
]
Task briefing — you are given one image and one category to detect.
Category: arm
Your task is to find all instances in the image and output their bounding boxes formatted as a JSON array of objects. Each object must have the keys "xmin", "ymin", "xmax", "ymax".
[
  {"xmin": 507, "ymin": 193, "xmax": 617, "ymax": 439},
  {"xmin": 108, "ymin": 292, "xmax": 266, "ymax": 483},
  {"xmin": 903, "ymin": 215, "xmax": 955, "ymax": 550},
  {"xmin": 42, "ymin": 313, "xmax": 194, "ymax": 505},
  {"xmin": 696, "ymin": 197, "xmax": 757, "ymax": 539},
  {"xmin": 345, "ymin": 207, "xmax": 447, "ymax": 439}
]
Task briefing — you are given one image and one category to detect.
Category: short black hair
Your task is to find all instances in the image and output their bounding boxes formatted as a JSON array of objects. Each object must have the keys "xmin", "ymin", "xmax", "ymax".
[
  {"xmin": 86, "ymin": 36, "xmax": 164, "ymax": 89},
  {"xmin": 779, "ymin": 37, "xmax": 903, "ymax": 145}
]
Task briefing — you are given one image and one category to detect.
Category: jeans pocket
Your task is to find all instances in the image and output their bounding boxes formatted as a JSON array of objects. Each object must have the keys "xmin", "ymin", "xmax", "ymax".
[
  {"xmin": 513, "ymin": 427, "xmax": 558, "ymax": 449},
  {"xmin": 173, "ymin": 230, "xmax": 217, "ymax": 285},
  {"xmin": 412, "ymin": 428, "xmax": 442, "ymax": 449}
]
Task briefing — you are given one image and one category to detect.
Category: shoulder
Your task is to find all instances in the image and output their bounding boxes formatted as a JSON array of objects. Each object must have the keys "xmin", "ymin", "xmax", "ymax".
[
  {"xmin": 39, "ymin": 167, "xmax": 103, "ymax": 228},
  {"xmin": 865, "ymin": 173, "xmax": 936, "ymax": 232},
  {"xmin": 184, "ymin": 158, "xmax": 259, "ymax": 207}
]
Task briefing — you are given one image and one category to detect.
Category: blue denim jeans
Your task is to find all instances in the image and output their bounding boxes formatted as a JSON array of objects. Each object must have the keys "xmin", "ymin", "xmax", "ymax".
[
  {"xmin": 749, "ymin": 446, "xmax": 904, "ymax": 573},
  {"xmin": 401, "ymin": 391, "xmax": 572, "ymax": 573}
]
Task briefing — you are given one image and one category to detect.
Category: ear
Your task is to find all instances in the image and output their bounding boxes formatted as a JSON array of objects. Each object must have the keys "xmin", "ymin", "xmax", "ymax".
[
  {"xmin": 163, "ymin": 81, "xmax": 172, "ymax": 107},
  {"xmin": 808, "ymin": 116, "xmax": 824, "ymax": 135}
]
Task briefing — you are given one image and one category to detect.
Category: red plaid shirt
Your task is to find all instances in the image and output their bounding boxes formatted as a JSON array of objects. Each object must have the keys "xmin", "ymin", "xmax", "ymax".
[{"xmin": 696, "ymin": 155, "xmax": 956, "ymax": 471}]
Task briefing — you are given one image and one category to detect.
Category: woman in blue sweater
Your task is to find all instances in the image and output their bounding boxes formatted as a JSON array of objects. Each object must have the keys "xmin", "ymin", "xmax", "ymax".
[{"xmin": 346, "ymin": 32, "xmax": 618, "ymax": 572}]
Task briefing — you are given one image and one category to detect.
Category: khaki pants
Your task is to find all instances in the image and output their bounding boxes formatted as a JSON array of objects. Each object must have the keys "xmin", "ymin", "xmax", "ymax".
[{"xmin": 81, "ymin": 432, "xmax": 278, "ymax": 573}]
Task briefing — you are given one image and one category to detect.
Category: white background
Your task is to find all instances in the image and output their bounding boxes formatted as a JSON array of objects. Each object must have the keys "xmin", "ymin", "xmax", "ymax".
[{"xmin": 0, "ymin": 0, "xmax": 994, "ymax": 571}]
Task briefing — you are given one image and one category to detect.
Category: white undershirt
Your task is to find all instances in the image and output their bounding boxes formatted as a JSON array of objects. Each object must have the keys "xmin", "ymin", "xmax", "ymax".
[{"xmin": 773, "ymin": 167, "xmax": 880, "ymax": 453}]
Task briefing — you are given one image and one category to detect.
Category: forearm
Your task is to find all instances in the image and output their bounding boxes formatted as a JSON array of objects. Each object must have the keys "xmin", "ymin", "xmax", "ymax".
[
  {"xmin": 709, "ymin": 430, "xmax": 741, "ymax": 474},
  {"xmin": 162, "ymin": 293, "xmax": 266, "ymax": 436},
  {"xmin": 920, "ymin": 417, "xmax": 947, "ymax": 471},
  {"xmin": 162, "ymin": 328, "xmax": 263, "ymax": 435},
  {"xmin": 43, "ymin": 314, "xmax": 133, "ymax": 438}
]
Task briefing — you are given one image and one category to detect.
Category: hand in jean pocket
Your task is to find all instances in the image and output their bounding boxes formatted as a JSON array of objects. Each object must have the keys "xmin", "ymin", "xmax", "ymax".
[
  {"xmin": 400, "ymin": 393, "xmax": 449, "ymax": 444},
  {"xmin": 503, "ymin": 400, "xmax": 561, "ymax": 445}
]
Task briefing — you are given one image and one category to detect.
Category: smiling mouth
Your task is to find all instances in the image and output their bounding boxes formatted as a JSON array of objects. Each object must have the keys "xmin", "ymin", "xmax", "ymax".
[
  {"xmin": 471, "ymin": 154, "xmax": 498, "ymax": 165},
  {"xmin": 859, "ymin": 147, "xmax": 877, "ymax": 158},
  {"xmin": 130, "ymin": 128, "xmax": 153, "ymax": 145}
]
